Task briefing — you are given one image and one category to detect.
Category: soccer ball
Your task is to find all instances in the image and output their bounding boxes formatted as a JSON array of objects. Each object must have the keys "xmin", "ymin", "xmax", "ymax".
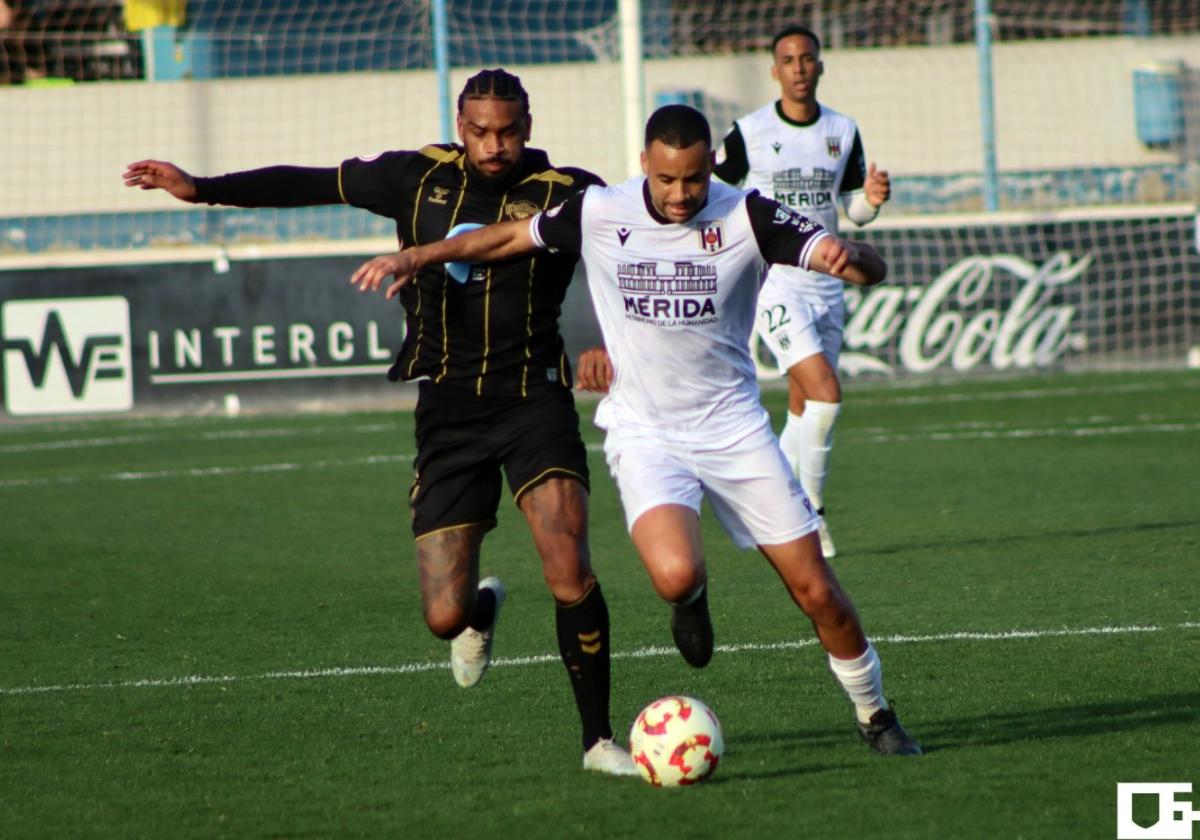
[{"xmin": 628, "ymin": 695, "xmax": 724, "ymax": 787}]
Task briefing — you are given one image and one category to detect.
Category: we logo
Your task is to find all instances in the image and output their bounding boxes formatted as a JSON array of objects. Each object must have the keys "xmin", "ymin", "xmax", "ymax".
[
  {"xmin": 2, "ymin": 297, "xmax": 133, "ymax": 415},
  {"xmin": 1119, "ymin": 784, "xmax": 1198, "ymax": 840}
]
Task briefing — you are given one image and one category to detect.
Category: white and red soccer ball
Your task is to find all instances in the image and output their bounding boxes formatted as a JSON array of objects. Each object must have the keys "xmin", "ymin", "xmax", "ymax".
[{"xmin": 629, "ymin": 695, "xmax": 724, "ymax": 787}]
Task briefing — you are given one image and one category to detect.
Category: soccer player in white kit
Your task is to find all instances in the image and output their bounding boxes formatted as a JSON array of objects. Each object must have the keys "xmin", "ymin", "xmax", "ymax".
[
  {"xmin": 350, "ymin": 105, "xmax": 921, "ymax": 756},
  {"xmin": 714, "ymin": 25, "xmax": 892, "ymax": 558}
]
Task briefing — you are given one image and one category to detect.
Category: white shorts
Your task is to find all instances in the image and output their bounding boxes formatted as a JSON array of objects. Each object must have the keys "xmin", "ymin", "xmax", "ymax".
[
  {"xmin": 755, "ymin": 296, "xmax": 846, "ymax": 375},
  {"xmin": 604, "ymin": 421, "xmax": 820, "ymax": 550}
]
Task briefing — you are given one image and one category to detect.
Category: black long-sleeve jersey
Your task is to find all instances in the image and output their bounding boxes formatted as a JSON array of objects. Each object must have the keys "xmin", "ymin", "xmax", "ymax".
[{"xmin": 193, "ymin": 146, "xmax": 602, "ymax": 396}]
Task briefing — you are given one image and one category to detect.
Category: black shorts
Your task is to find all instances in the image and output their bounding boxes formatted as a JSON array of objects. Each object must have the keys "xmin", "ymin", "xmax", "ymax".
[{"xmin": 409, "ymin": 381, "xmax": 590, "ymax": 538}]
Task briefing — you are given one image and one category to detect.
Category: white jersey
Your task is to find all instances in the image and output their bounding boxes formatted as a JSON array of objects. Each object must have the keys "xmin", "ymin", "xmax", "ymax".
[
  {"xmin": 715, "ymin": 101, "xmax": 867, "ymax": 306},
  {"xmin": 531, "ymin": 176, "xmax": 828, "ymax": 441}
]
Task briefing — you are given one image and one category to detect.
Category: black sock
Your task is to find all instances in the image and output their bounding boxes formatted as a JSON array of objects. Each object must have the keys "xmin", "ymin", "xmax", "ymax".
[
  {"xmin": 556, "ymin": 581, "xmax": 614, "ymax": 751},
  {"xmin": 466, "ymin": 587, "xmax": 497, "ymax": 631}
]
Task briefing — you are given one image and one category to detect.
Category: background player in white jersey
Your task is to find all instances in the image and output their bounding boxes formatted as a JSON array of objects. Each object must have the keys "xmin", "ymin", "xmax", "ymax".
[
  {"xmin": 349, "ymin": 105, "xmax": 921, "ymax": 757},
  {"xmin": 714, "ymin": 25, "xmax": 891, "ymax": 558}
]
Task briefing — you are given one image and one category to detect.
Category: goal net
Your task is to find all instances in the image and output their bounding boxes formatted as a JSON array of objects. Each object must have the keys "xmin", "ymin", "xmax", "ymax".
[{"xmin": 0, "ymin": 0, "xmax": 1196, "ymax": 378}]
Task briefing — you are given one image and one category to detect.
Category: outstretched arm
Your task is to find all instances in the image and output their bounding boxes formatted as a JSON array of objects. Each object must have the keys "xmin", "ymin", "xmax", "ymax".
[
  {"xmin": 123, "ymin": 160, "xmax": 342, "ymax": 207},
  {"xmin": 808, "ymin": 236, "xmax": 886, "ymax": 287},
  {"xmin": 123, "ymin": 160, "xmax": 198, "ymax": 202},
  {"xmin": 747, "ymin": 194, "xmax": 886, "ymax": 287},
  {"xmin": 351, "ymin": 218, "xmax": 542, "ymax": 299}
]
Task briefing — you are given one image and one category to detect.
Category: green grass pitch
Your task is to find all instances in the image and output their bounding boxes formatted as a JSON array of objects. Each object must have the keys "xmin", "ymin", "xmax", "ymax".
[{"xmin": 1, "ymin": 370, "xmax": 1197, "ymax": 838}]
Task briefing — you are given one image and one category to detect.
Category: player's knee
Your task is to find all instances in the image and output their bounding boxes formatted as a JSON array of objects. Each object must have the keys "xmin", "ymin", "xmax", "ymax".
[
  {"xmin": 800, "ymin": 374, "xmax": 841, "ymax": 404},
  {"xmin": 650, "ymin": 556, "xmax": 704, "ymax": 604},
  {"xmin": 541, "ymin": 543, "xmax": 592, "ymax": 595},
  {"xmin": 789, "ymin": 360, "xmax": 842, "ymax": 404},
  {"xmin": 423, "ymin": 604, "xmax": 469, "ymax": 640},
  {"xmin": 794, "ymin": 579, "xmax": 840, "ymax": 618},
  {"xmin": 811, "ymin": 381, "xmax": 842, "ymax": 403}
]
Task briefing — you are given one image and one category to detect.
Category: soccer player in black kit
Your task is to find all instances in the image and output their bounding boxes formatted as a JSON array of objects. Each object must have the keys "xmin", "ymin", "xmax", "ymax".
[{"xmin": 123, "ymin": 69, "xmax": 638, "ymax": 776}]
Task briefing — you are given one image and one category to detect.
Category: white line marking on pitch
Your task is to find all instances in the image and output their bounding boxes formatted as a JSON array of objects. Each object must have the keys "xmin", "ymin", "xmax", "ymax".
[
  {"xmin": 0, "ymin": 377, "xmax": 1191, "ymax": 440},
  {"xmin": 2, "ymin": 415, "xmax": 1196, "ymax": 488},
  {"xmin": 0, "ymin": 454, "xmax": 411, "ymax": 488},
  {"xmin": 851, "ymin": 379, "xmax": 1199, "ymax": 407},
  {"xmin": 846, "ymin": 421, "xmax": 1200, "ymax": 444},
  {"xmin": 7, "ymin": 412, "xmax": 1190, "ymax": 456},
  {"xmin": 0, "ymin": 423, "xmax": 399, "ymax": 454},
  {"xmin": 2, "ymin": 622, "xmax": 1195, "ymax": 697}
]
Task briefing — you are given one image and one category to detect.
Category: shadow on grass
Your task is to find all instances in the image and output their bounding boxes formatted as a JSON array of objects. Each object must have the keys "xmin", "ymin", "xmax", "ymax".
[
  {"xmin": 706, "ymin": 761, "xmax": 850, "ymax": 784},
  {"xmin": 733, "ymin": 725, "xmax": 858, "ymax": 750},
  {"xmin": 720, "ymin": 692, "xmax": 1199, "ymax": 762},
  {"xmin": 915, "ymin": 692, "xmax": 1200, "ymax": 752},
  {"xmin": 855, "ymin": 519, "xmax": 1199, "ymax": 558},
  {"xmin": 713, "ymin": 725, "xmax": 873, "ymax": 781}
]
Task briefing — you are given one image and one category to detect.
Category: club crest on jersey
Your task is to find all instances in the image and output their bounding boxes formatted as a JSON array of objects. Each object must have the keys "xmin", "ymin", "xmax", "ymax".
[
  {"xmin": 826, "ymin": 137, "xmax": 841, "ymax": 158},
  {"xmin": 699, "ymin": 223, "xmax": 724, "ymax": 253},
  {"xmin": 504, "ymin": 199, "xmax": 540, "ymax": 220}
]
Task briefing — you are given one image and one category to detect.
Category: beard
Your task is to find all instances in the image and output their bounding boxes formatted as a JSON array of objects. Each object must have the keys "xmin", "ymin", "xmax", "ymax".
[{"xmin": 466, "ymin": 154, "xmax": 520, "ymax": 185}]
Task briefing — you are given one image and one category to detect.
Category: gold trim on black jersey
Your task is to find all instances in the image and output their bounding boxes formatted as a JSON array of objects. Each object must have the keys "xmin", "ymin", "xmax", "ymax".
[
  {"xmin": 518, "ymin": 169, "xmax": 576, "ymax": 187},
  {"xmin": 520, "ymin": 178, "xmax": 560, "ymax": 397},
  {"xmin": 436, "ymin": 168, "xmax": 470, "ymax": 384},
  {"xmin": 475, "ymin": 189, "xmax": 511, "ymax": 396},
  {"xmin": 418, "ymin": 144, "xmax": 463, "ymax": 165},
  {"xmin": 406, "ymin": 155, "xmax": 453, "ymax": 380}
]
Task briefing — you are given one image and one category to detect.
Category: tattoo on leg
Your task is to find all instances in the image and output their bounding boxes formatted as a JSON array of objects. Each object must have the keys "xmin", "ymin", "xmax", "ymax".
[
  {"xmin": 521, "ymin": 479, "xmax": 587, "ymax": 540},
  {"xmin": 520, "ymin": 480, "xmax": 592, "ymax": 593},
  {"xmin": 416, "ymin": 526, "xmax": 483, "ymax": 635}
]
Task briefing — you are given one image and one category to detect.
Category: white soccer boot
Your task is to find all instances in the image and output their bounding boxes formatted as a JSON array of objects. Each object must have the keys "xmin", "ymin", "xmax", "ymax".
[
  {"xmin": 449, "ymin": 576, "xmax": 507, "ymax": 688},
  {"xmin": 582, "ymin": 738, "xmax": 640, "ymax": 776},
  {"xmin": 817, "ymin": 512, "xmax": 837, "ymax": 559}
]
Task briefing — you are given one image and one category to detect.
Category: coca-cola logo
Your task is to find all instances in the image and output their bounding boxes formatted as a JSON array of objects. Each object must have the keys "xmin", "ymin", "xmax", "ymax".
[
  {"xmin": 753, "ymin": 253, "xmax": 1091, "ymax": 378},
  {"xmin": 842, "ymin": 253, "xmax": 1091, "ymax": 375}
]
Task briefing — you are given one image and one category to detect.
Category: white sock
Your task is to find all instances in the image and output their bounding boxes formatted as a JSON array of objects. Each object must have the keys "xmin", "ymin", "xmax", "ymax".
[
  {"xmin": 778, "ymin": 411, "xmax": 805, "ymax": 482},
  {"xmin": 795, "ymin": 400, "xmax": 841, "ymax": 512},
  {"xmin": 828, "ymin": 643, "xmax": 888, "ymax": 724}
]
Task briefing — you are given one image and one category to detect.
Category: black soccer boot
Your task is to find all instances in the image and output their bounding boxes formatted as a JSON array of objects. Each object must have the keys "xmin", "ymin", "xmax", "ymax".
[
  {"xmin": 670, "ymin": 585, "xmax": 714, "ymax": 668},
  {"xmin": 856, "ymin": 705, "xmax": 923, "ymax": 756}
]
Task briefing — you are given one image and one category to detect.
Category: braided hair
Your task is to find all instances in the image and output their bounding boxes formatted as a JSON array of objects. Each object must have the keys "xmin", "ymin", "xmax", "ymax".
[{"xmin": 457, "ymin": 68, "xmax": 530, "ymax": 116}]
